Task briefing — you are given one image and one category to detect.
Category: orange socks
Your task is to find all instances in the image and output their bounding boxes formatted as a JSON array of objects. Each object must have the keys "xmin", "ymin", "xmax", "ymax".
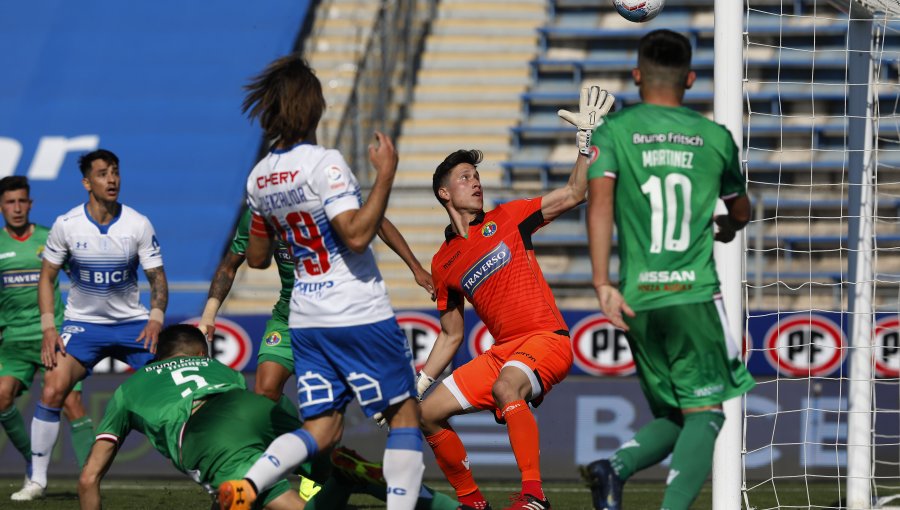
[
  {"xmin": 502, "ymin": 400, "xmax": 544, "ymax": 499},
  {"xmin": 426, "ymin": 428, "xmax": 487, "ymax": 507}
]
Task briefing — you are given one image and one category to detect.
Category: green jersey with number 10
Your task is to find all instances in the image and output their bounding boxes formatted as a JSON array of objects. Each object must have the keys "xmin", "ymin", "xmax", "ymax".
[
  {"xmin": 94, "ymin": 357, "xmax": 246, "ymax": 473},
  {"xmin": 587, "ymin": 103, "xmax": 746, "ymax": 312}
]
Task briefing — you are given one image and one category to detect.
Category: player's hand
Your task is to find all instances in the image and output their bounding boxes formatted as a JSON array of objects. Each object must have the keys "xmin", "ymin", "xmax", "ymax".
[
  {"xmin": 416, "ymin": 371, "xmax": 436, "ymax": 400},
  {"xmin": 558, "ymin": 86, "xmax": 616, "ymax": 155},
  {"xmin": 41, "ymin": 328, "xmax": 64, "ymax": 368},
  {"xmin": 197, "ymin": 320, "xmax": 217, "ymax": 342},
  {"xmin": 714, "ymin": 215, "xmax": 738, "ymax": 243},
  {"xmin": 595, "ymin": 284, "xmax": 635, "ymax": 331},
  {"xmin": 368, "ymin": 131, "xmax": 398, "ymax": 180},
  {"xmin": 373, "ymin": 412, "xmax": 388, "ymax": 428},
  {"xmin": 137, "ymin": 319, "xmax": 163, "ymax": 354},
  {"xmin": 414, "ymin": 269, "xmax": 436, "ymax": 301}
]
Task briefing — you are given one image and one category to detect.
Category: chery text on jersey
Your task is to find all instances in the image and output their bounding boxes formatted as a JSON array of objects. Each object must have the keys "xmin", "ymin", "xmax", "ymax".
[{"xmin": 246, "ymin": 143, "xmax": 394, "ymax": 328}]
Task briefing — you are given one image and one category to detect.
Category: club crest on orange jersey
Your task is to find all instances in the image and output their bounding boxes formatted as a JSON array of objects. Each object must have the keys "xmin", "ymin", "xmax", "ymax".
[{"xmin": 481, "ymin": 221, "xmax": 497, "ymax": 237}]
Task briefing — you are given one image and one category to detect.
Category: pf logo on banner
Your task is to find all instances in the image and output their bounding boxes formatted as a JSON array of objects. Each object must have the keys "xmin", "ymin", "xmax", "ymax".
[
  {"xmin": 874, "ymin": 316, "xmax": 900, "ymax": 378},
  {"xmin": 183, "ymin": 317, "xmax": 252, "ymax": 370},
  {"xmin": 468, "ymin": 321, "xmax": 495, "ymax": 358},
  {"xmin": 396, "ymin": 312, "xmax": 441, "ymax": 372},
  {"xmin": 764, "ymin": 315, "xmax": 846, "ymax": 377},
  {"xmin": 571, "ymin": 314, "xmax": 635, "ymax": 376}
]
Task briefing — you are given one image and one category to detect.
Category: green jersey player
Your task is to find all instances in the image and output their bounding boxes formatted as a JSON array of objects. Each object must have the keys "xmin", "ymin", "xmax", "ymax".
[
  {"xmin": 78, "ymin": 324, "xmax": 459, "ymax": 510},
  {"xmin": 582, "ymin": 30, "xmax": 755, "ymax": 510},
  {"xmin": 0, "ymin": 176, "xmax": 94, "ymax": 489}
]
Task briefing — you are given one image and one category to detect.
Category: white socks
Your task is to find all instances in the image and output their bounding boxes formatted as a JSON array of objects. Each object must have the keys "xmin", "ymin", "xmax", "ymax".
[
  {"xmin": 383, "ymin": 427, "xmax": 425, "ymax": 510},
  {"xmin": 244, "ymin": 429, "xmax": 318, "ymax": 492},
  {"xmin": 30, "ymin": 404, "xmax": 62, "ymax": 487}
]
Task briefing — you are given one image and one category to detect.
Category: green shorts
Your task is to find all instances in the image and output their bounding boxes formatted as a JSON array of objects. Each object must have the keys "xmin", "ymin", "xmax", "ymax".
[
  {"xmin": 624, "ymin": 300, "xmax": 755, "ymax": 417},
  {"xmin": 0, "ymin": 340, "xmax": 83, "ymax": 397},
  {"xmin": 180, "ymin": 389, "xmax": 302, "ymax": 508},
  {"xmin": 258, "ymin": 318, "xmax": 292, "ymax": 371}
]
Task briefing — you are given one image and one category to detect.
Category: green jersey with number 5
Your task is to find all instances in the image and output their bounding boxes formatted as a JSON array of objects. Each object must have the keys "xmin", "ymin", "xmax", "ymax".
[
  {"xmin": 95, "ymin": 357, "xmax": 246, "ymax": 473},
  {"xmin": 587, "ymin": 103, "xmax": 746, "ymax": 311}
]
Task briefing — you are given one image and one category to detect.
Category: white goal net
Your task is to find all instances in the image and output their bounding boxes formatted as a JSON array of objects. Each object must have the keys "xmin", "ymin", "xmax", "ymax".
[{"xmin": 741, "ymin": 0, "xmax": 900, "ymax": 508}]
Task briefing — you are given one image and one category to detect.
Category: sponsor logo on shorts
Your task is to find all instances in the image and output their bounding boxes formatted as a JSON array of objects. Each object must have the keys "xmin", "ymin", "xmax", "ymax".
[
  {"xmin": 265, "ymin": 331, "xmax": 282, "ymax": 346},
  {"xmin": 514, "ymin": 351, "xmax": 536, "ymax": 362},
  {"xmin": 62, "ymin": 325, "xmax": 85, "ymax": 334},
  {"xmin": 461, "ymin": 242, "xmax": 510, "ymax": 297},
  {"xmin": 481, "ymin": 221, "xmax": 497, "ymax": 237}
]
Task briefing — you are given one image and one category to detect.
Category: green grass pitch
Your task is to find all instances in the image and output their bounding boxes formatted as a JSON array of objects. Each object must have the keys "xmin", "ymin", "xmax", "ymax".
[{"xmin": 0, "ymin": 478, "xmax": 845, "ymax": 509}]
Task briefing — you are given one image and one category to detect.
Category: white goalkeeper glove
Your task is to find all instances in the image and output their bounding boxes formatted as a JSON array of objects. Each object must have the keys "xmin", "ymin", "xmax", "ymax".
[
  {"xmin": 557, "ymin": 86, "xmax": 616, "ymax": 156},
  {"xmin": 416, "ymin": 371, "xmax": 436, "ymax": 400}
]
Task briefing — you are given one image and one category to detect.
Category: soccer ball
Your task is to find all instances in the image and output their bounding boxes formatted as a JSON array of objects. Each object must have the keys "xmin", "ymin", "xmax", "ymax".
[{"xmin": 613, "ymin": 0, "xmax": 665, "ymax": 23}]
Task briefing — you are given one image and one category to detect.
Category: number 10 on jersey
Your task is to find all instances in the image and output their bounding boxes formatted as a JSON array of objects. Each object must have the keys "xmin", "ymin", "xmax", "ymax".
[{"xmin": 640, "ymin": 173, "xmax": 692, "ymax": 253}]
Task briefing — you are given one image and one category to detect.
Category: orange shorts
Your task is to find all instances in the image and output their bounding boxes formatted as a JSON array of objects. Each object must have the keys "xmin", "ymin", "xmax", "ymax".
[{"xmin": 444, "ymin": 331, "xmax": 573, "ymax": 411}]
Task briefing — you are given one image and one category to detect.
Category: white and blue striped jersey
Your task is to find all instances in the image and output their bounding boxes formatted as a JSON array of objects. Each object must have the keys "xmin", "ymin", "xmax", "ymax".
[
  {"xmin": 43, "ymin": 204, "xmax": 163, "ymax": 324},
  {"xmin": 246, "ymin": 142, "xmax": 395, "ymax": 328}
]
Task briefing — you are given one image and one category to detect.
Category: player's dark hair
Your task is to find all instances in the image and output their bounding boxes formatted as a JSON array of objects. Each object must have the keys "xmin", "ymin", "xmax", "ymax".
[
  {"xmin": 0, "ymin": 176, "xmax": 30, "ymax": 198},
  {"xmin": 243, "ymin": 55, "xmax": 325, "ymax": 147},
  {"xmin": 432, "ymin": 149, "xmax": 483, "ymax": 206},
  {"xmin": 155, "ymin": 324, "xmax": 209, "ymax": 360},
  {"xmin": 78, "ymin": 149, "xmax": 120, "ymax": 177},
  {"xmin": 637, "ymin": 29, "xmax": 693, "ymax": 88}
]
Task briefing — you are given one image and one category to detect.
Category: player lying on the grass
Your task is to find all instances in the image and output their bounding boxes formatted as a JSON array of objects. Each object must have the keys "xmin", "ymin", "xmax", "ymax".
[
  {"xmin": 18, "ymin": 149, "xmax": 169, "ymax": 501},
  {"xmin": 416, "ymin": 87, "xmax": 615, "ymax": 510},
  {"xmin": 77, "ymin": 324, "xmax": 459, "ymax": 510},
  {"xmin": 0, "ymin": 176, "xmax": 95, "ymax": 490},
  {"xmin": 581, "ymin": 29, "xmax": 754, "ymax": 510},
  {"xmin": 218, "ymin": 55, "xmax": 424, "ymax": 510}
]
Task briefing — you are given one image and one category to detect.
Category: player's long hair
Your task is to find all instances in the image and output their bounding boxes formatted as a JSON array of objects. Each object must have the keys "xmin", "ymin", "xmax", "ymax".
[
  {"xmin": 243, "ymin": 55, "xmax": 325, "ymax": 147},
  {"xmin": 638, "ymin": 29, "xmax": 692, "ymax": 89},
  {"xmin": 432, "ymin": 149, "xmax": 483, "ymax": 206},
  {"xmin": 155, "ymin": 324, "xmax": 209, "ymax": 361}
]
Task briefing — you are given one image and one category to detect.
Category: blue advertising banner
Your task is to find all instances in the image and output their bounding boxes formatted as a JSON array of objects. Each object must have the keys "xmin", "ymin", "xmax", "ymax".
[
  {"xmin": 0, "ymin": 1, "xmax": 311, "ymax": 315},
  {"xmin": 140, "ymin": 309, "xmax": 900, "ymax": 379}
]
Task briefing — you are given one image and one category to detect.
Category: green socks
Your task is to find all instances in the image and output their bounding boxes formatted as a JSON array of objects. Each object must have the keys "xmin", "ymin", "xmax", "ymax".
[
  {"xmin": 415, "ymin": 484, "xmax": 459, "ymax": 510},
  {"xmin": 661, "ymin": 411, "xmax": 725, "ymax": 510},
  {"xmin": 307, "ymin": 474, "xmax": 459, "ymax": 510},
  {"xmin": 69, "ymin": 416, "xmax": 95, "ymax": 467},
  {"xmin": 0, "ymin": 405, "xmax": 31, "ymax": 460},
  {"xmin": 610, "ymin": 416, "xmax": 682, "ymax": 480}
]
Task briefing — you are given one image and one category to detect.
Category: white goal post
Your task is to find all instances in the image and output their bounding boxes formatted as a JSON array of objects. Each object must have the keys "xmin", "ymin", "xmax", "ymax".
[{"xmin": 714, "ymin": 1, "xmax": 900, "ymax": 509}]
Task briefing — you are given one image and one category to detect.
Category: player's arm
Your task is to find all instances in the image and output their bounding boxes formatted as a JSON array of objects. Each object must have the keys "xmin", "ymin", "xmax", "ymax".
[
  {"xmin": 78, "ymin": 439, "xmax": 118, "ymax": 510},
  {"xmin": 715, "ymin": 195, "xmax": 752, "ymax": 243},
  {"xmin": 246, "ymin": 213, "xmax": 276, "ymax": 269},
  {"xmin": 377, "ymin": 217, "xmax": 435, "ymax": 298},
  {"xmin": 137, "ymin": 266, "xmax": 168, "ymax": 353},
  {"xmin": 587, "ymin": 176, "xmax": 634, "ymax": 331},
  {"xmin": 540, "ymin": 153, "xmax": 591, "ymax": 222},
  {"xmin": 198, "ymin": 251, "xmax": 245, "ymax": 340},
  {"xmin": 418, "ymin": 301, "xmax": 465, "ymax": 398},
  {"xmin": 330, "ymin": 131, "xmax": 397, "ymax": 253},
  {"xmin": 38, "ymin": 259, "xmax": 65, "ymax": 368},
  {"xmin": 544, "ymin": 87, "xmax": 616, "ymax": 223}
]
